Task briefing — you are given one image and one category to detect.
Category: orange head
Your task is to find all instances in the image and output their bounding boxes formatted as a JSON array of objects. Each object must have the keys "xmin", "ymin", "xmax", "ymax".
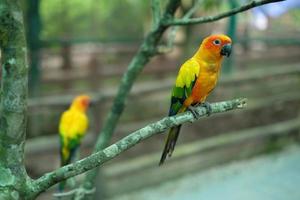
[
  {"xmin": 70, "ymin": 95, "xmax": 91, "ymax": 112},
  {"xmin": 197, "ymin": 34, "xmax": 232, "ymax": 62}
]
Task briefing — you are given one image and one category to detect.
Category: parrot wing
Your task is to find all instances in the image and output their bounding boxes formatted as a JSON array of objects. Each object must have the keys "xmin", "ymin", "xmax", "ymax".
[
  {"xmin": 59, "ymin": 134, "xmax": 81, "ymax": 166},
  {"xmin": 160, "ymin": 58, "xmax": 200, "ymax": 165},
  {"xmin": 168, "ymin": 58, "xmax": 200, "ymax": 116}
]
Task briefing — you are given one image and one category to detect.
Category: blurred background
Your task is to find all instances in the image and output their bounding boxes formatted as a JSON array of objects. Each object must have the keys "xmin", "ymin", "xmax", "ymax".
[{"xmin": 20, "ymin": 0, "xmax": 300, "ymax": 199}]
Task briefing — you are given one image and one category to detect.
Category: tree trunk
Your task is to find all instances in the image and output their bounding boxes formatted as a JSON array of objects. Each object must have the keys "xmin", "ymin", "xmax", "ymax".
[{"xmin": 0, "ymin": 0, "xmax": 32, "ymax": 198}]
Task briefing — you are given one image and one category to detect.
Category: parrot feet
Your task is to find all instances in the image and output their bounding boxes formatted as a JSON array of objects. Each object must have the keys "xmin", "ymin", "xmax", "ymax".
[
  {"xmin": 201, "ymin": 102, "xmax": 212, "ymax": 116},
  {"xmin": 188, "ymin": 106, "xmax": 201, "ymax": 119},
  {"xmin": 188, "ymin": 102, "xmax": 212, "ymax": 119}
]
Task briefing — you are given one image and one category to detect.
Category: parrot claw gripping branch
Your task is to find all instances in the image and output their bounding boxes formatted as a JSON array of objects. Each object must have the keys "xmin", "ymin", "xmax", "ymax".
[{"xmin": 188, "ymin": 102, "xmax": 213, "ymax": 119}]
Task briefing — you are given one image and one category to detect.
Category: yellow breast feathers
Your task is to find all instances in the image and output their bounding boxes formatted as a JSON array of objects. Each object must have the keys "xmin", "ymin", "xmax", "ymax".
[{"xmin": 59, "ymin": 109, "xmax": 88, "ymax": 140}]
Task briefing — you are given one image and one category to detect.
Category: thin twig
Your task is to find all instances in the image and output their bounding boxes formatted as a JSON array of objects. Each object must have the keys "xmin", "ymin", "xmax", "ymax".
[
  {"xmin": 164, "ymin": 0, "xmax": 284, "ymax": 26},
  {"xmin": 30, "ymin": 98, "xmax": 247, "ymax": 196},
  {"xmin": 151, "ymin": 0, "xmax": 161, "ymax": 30},
  {"xmin": 157, "ymin": 0, "xmax": 202, "ymax": 54}
]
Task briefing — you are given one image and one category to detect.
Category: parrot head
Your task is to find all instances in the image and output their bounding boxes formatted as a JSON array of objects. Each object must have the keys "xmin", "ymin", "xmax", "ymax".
[
  {"xmin": 199, "ymin": 34, "xmax": 232, "ymax": 61},
  {"xmin": 71, "ymin": 95, "xmax": 91, "ymax": 112}
]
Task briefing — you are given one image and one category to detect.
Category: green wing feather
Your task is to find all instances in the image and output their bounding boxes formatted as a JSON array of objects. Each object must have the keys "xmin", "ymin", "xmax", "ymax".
[
  {"xmin": 168, "ymin": 58, "xmax": 199, "ymax": 116},
  {"xmin": 60, "ymin": 134, "xmax": 82, "ymax": 166},
  {"xmin": 160, "ymin": 58, "xmax": 200, "ymax": 165}
]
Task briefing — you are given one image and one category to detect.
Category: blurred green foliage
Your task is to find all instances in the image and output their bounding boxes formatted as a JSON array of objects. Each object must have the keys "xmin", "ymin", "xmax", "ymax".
[
  {"xmin": 37, "ymin": 0, "xmax": 227, "ymax": 41},
  {"xmin": 201, "ymin": 0, "xmax": 223, "ymax": 10},
  {"xmin": 39, "ymin": 0, "xmax": 150, "ymax": 39},
  {"xmin": 291, "ymin": 10, "xmax": 300, "ymax": 23},
  {"xmin": 30, "ymin": 0, "xmax": 300, "ymax": 43}
]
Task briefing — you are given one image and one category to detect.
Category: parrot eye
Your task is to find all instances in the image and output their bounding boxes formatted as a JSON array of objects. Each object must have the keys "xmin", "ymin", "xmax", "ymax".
[{"xmin": 213, "ymin": 39, "xmax": 221, "ymax": 45}]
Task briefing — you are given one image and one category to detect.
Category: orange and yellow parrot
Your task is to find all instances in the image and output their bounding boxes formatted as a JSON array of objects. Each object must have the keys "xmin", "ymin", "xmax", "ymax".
[
  {"xmin": 159, "ymin": 34, "xmax": 232, "ymax": 165},
  {"xmin": 58, "ymin": 95, "xmax": 90, "ymax": 191}
]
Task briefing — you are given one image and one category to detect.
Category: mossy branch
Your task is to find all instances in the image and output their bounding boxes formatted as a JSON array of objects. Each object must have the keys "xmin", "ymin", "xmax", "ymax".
[
  {"xmin": 30, "ymin": 98, "xmax": 247, "ymax": 196},
  {"xmin": 163, "ymin": 0, "xmax": 284, "ymax": 26},
  {"xmin": 151, "ymin": 0, "xmax": 161, "ymax": 30},
  {"xmin": 156, "ymin": 0, "xmax": 202, "ymax": 54}
]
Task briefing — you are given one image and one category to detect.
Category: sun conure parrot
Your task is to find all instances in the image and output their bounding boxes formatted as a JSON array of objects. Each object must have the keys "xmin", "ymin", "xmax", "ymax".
[
  {"xmin": 159, "ymin": 34, "xmax": 232, "ymax": 165},
  {"xmin": 58, "ymin": 95, "xmax": 90, "ymax": 191}
]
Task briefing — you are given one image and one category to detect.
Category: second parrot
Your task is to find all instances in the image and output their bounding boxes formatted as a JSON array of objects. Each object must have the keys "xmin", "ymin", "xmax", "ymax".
[{"xmin": 58, "ymin": 95, "xmax": 90, "ymax": 191}]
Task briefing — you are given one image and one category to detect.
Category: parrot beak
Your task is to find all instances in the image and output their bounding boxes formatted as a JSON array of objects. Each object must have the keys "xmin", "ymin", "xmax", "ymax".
[{"xmin": 220, "ymin": 44, "xmax": 232, "ymax": 57}]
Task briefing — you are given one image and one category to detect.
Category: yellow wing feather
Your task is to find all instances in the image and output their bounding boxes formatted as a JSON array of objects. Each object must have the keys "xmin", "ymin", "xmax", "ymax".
[{"xmin": 175, "ymin": 58, "xmax": 200, "ymax": 88}]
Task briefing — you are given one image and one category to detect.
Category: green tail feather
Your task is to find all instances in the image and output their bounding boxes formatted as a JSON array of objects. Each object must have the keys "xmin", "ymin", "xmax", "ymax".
[
  {"xmin": 159, "ymin": 125, "xmax": 182, "ymax": 165},
  {"xmin": 58, "ymin": 181, "xmax": 66, "ymax": 192},
  {"xmin": 58, "ymin": 154, "xmax": 69, "ymax": 192},
  {"xmin": 58, "ymin": 147, "xmax": 77, "ymax": 192}
]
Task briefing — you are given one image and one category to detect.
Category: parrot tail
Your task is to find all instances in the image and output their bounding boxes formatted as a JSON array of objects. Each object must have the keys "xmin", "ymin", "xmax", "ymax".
[
  {"xmin": 159, "ymin": 125, "xmax": 182, "ymax": 165},
  {"xmin": 58, "ymin": 154, "xmax": 69, "ymax": 192},
  {"xmin": 58, "ymin": 156, "xmax": 71, "ymax": 192},
  {"xmin": 58, "ymin": 181, "xmax": 66, "ymax": 192},
  {"xmin": 58, "ymin": 148, "xmax": 73, "ymax": 192},
  {"xmin": 58, "ymin": 154, "xmax": 72, "ymax": 192}
]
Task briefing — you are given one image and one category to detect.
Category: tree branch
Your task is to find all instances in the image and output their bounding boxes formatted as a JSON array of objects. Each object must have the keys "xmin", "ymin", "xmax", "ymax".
[
  {"xmin": 30, "ymin": 98, "xmax": 247, "ymax": 196},
  {"xmin": 151, "ymin": 0, "xmax": 161, "ymax": 30},
  {"xmin": 156, "ymin": 0, "xmax": 202, "ymax": 54},
  {"xmin": 163, "ymin": 0, "xmax": 285, "ymax": 26}
]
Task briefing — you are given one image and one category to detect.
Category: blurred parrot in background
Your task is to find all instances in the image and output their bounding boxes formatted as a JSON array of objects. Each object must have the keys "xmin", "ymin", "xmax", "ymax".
[
  {"xmin": 159, "ymin": 34, "xmax": 232, "ymax": 165},
  {"xmin": 58, "ymin": 95, "xmax": 90, "ymax": 191}
]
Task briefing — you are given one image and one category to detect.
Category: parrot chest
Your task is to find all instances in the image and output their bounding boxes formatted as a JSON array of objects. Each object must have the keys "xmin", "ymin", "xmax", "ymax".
[
  {"xmin": 191, "ymin": 70, "xmax": 219, "ymax": 102},
  {"xmin": 59, "ymin": 110, "xmax": 88, "ymax": 140}
]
